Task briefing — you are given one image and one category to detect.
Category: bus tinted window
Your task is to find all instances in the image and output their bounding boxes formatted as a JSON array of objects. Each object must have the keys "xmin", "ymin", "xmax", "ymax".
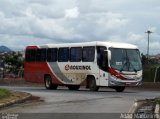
[
  {"xmin": 97, "ymin": 46, "xmax": 108, "ymax": 71},
  {"xmin": 58, "ymin": 48, "xmax": 69, "ymax": 62},
  {"xmin": 70, "ymin": 47, "xmax": 82, "ymax": 62},
  {"xmin": 36, "ymin": 49, "xmax": 46, "ymax": 62},
  {"xmin": 47, "ymin": 48, "xmax": 57, "ymax": 62},
  {"xmin": 25, "ymin": 49, "xmax": 36, "ymax": 62},
  {"xmin": 82, "ymin": 46, "xmax": 95, "ymax": 62}
]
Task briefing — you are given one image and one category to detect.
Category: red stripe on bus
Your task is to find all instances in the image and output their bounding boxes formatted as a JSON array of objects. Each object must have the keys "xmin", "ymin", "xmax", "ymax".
[{"xmin": 24, "ymin": 62, "xmax": 63, "ymax": 84}]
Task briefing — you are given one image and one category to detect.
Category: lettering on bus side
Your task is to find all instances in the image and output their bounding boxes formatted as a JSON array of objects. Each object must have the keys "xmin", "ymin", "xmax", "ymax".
[{"xmin": 65, "ymin": 64, "xmax": 91, "ymax": 71}]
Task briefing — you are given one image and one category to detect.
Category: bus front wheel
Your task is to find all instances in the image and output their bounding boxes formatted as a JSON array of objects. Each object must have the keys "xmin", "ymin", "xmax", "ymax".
[
  {"xmin": 44, "ymin": 75, "xmax": 58, "ymax": 90},
  {"xmin": 115, "ymin": 86, "xmax": 125, "ymax": 92},
  {"xmin": 88, "ymin": 77, "xmax": 99, "ymax": 91}
]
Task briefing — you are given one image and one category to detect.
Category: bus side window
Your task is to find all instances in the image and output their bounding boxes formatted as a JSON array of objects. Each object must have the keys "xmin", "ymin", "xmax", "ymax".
[
  {"xmin": 47, "ymin": 48, "xmax": 57, "ymax": 62},
  {"xmin": 70, "ymin": 47, "xmax": 82, "ymax": 62},
  {"xmin": 82, "ymin": 46, "xmax": 95, "ymax": 62},
  {"xmin": 36, "ymin": 48, "xmax": 46, "ymax": 62},
  {"xmin": 58, "ymin": 48, "xmax": 69, "ymax": 62},
  {"xmin": 97, "ymin": 46, "xmax": 108, "ymax": 71},
  {"xmin": 25, "ymin": 49, "xmax": 36, "ymax": 62}
]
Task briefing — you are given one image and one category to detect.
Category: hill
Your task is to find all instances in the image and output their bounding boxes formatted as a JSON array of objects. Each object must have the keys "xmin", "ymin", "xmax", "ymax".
[{"xmin": 0, "ymin": 46, "xmax": 12, "ymax": 53}]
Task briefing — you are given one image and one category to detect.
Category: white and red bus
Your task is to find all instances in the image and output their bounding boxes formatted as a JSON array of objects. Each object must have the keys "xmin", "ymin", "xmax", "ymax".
[{"xmin": 24, "ymin": 41, "xmax": 142, "ymax": 92}]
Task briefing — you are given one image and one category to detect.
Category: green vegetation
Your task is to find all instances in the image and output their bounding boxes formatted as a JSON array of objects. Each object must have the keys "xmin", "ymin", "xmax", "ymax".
[
  {"xmin": 154, "ymin": 97, "xmax": 160, "ymax": 105},
  {"xmin": 141, "ymin": 54, "xmax": 160, "ymax": 82},
  {"xmin": 0, "ymin": 89, "xmax": 11, "ymax": 99},
  {"xmin": 4, "ymin": 52, "xmax": 23, "ymax": 73},
  {"xmin": 143, "ymin": 65, "xmax": 160, "ymax": 82},
  {"xmin": 2, "ymin": 52, "xmax": 24, "ymax": 77}
]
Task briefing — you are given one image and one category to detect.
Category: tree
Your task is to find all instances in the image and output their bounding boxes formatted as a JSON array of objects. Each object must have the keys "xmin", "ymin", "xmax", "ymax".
[
  {"xmin": 4, "ymin": 52, "xmax": 23, "ymax": 74},
  {"xmin": 141, "ymin": 53, "xmax": 148, "ymax": 65}
]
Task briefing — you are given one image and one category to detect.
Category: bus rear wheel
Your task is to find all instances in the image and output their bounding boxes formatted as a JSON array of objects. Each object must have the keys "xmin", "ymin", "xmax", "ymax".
[
  {"xmin": 68, "ymin": 85, "xmax": 80, "ymax": 90},
  {"xmin": 88, "ymin": 77, "xmax": 99, "ymax": 91},
  {"xmin": 115, "ymin": 86, "xmax": 125, "ymax": 92},
  {"xmin": 44, "ymin": 75, "xmax": 58, "ymax": 90}
]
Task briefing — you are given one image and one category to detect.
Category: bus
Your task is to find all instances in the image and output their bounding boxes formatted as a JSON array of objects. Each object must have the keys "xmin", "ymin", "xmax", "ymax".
[{"xmin": 24, "ymin": 41, "xmax": 142, "ymax": 92}]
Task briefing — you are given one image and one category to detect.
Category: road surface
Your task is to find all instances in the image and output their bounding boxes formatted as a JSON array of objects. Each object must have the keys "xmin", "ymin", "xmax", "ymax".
[
  {"xmin": 0, "ymin": 86, "xmax": 159, "ymax": 119},
  {"xmin": 0, "ymin": 86, "xmax": 159, "ymax": 113}
]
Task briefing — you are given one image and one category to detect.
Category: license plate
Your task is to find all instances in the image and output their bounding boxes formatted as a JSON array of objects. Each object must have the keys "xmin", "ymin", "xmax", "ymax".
[{"xmin": 126, "ymin": 82, "xmax": 131, "ymax": 85}]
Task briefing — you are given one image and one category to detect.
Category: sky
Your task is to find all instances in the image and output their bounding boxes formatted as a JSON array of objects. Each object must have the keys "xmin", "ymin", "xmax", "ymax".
[{"xmin": 0, "ymin": 0, "xmax": 159, "ymax": 55}]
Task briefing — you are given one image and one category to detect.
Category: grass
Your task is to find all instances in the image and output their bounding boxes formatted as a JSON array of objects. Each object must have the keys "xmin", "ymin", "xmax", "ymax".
[{"xmin": 0, "ymin": 89, "xmax": 11, "ymax": 99}]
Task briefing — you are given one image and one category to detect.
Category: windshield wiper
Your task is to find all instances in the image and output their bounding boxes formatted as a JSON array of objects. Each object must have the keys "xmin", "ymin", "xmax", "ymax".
[
  {"xmin": 120, "ymin": 57, "xmax": 137, "ymax": 73},
  {"xmin": 120, "ymin": 60, "xmax": 129, "ymax": 72},
  {"xmin": 130, "ymin": 62, "xmax": 137, "ymax": 73}
]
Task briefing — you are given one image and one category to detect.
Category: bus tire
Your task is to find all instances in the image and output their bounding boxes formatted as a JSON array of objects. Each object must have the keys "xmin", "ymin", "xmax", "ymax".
[
  {"xmin": 88, "ymin": 77, "xmax": 99, "ymax": 91},
  {"xmin": 115, "ymin": 86, "xmax": 125, "ymax": 92},
  {"xmin": 68, "ymin": 85, "xmax": 80, "ymax": 90},
  {"xmin": 44, "ymin": 75, "xmax": 58, "ymax": 90}
]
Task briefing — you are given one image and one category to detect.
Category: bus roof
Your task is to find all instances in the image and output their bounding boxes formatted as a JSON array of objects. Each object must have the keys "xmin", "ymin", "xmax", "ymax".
[{"xmin": 27, "ymin": 41, "xmax": 138, "ymax": 49}]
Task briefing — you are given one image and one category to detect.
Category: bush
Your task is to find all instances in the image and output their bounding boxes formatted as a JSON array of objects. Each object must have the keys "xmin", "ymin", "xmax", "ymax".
[
  {"xmin": 143, "ymin": 65, "xmax": 160, "ymax": 82},
  {"xmin": 0, "ymin": 89, "xmax": 11, "ymax": 99}
]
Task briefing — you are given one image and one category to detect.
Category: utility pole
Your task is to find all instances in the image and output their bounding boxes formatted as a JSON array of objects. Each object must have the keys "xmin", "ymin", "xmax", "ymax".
[{"xmin": 145, "ymin": 30, "xmax": 153, "ymax": 59}]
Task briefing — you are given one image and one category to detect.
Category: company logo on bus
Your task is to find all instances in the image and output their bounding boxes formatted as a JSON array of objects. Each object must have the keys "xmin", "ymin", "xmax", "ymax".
[
  {"xmin": 65, "ymin": 64, "xmax": 91, "ymax": 71},
  {"xmin": 65, "ymin": 65, "xmax": 70, "ymax": 71}
]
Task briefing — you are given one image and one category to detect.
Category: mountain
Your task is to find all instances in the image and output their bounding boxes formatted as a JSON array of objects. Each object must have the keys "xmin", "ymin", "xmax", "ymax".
[{"xmin": 0, "ymin": 46, "xmax": 12, "ymax": 53}]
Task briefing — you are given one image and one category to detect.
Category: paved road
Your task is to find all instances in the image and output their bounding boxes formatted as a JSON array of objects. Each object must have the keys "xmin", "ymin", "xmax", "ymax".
[
  {"xmin": 0, "ymin": 86, "xmax": 159, "ymax": 114},
  {"xmin": 0, "ymin": 86, "xmax": 160, "ymax": 113}
]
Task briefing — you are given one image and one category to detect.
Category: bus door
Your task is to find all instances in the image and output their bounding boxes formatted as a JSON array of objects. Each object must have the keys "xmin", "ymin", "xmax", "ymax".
[{"xmin": 97, "ymin": 46, "xmax": 109, "ymax": 86}]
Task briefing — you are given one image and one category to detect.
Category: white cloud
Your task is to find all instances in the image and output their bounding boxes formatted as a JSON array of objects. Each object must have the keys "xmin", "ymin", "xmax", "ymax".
[
  {"xmin": 97, "ymin": 12, "xmax": 129, "ymax": 31},
  {"xmin": 0, "ymin": 11, "xmax": 5, "ymax": 18},
  {"xmin": 127, "ymin": 32, "xmax": 145, "ymax": 43},
  {"xmin": 65, "ymin": 7, "xmax": 79, "ymax": 19},
  {"xmin": 0, "ymin": 0, "xmax": 159, "ymax": 54}
]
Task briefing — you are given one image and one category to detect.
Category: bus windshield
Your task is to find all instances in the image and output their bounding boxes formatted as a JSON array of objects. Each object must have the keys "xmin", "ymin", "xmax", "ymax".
[{"xmin": 109, "ymin": 48, "xmax": 142, "ymax": 72}]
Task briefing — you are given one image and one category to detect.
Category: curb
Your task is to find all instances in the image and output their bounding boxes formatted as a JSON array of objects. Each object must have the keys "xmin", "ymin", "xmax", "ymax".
[
  {"xmin": 129, "ymin": 98, "xmax": 160, "ymax": 119},
  {"xmin": 0, "ymin": 91, "xmax": 32, "ymax": 109},
  {"xmin": 155, "ymin": 104, "xmax": 160, "ymax": 119},
  {"xmin": 155, "ymin": 104, "xmax": 160, "ymax": 113}
]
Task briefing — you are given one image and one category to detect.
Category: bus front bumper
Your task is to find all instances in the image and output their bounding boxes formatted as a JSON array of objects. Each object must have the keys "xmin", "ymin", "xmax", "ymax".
[{"xmin": 108, "ymin": 75, "xmax": 142, "ymax": 87}]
